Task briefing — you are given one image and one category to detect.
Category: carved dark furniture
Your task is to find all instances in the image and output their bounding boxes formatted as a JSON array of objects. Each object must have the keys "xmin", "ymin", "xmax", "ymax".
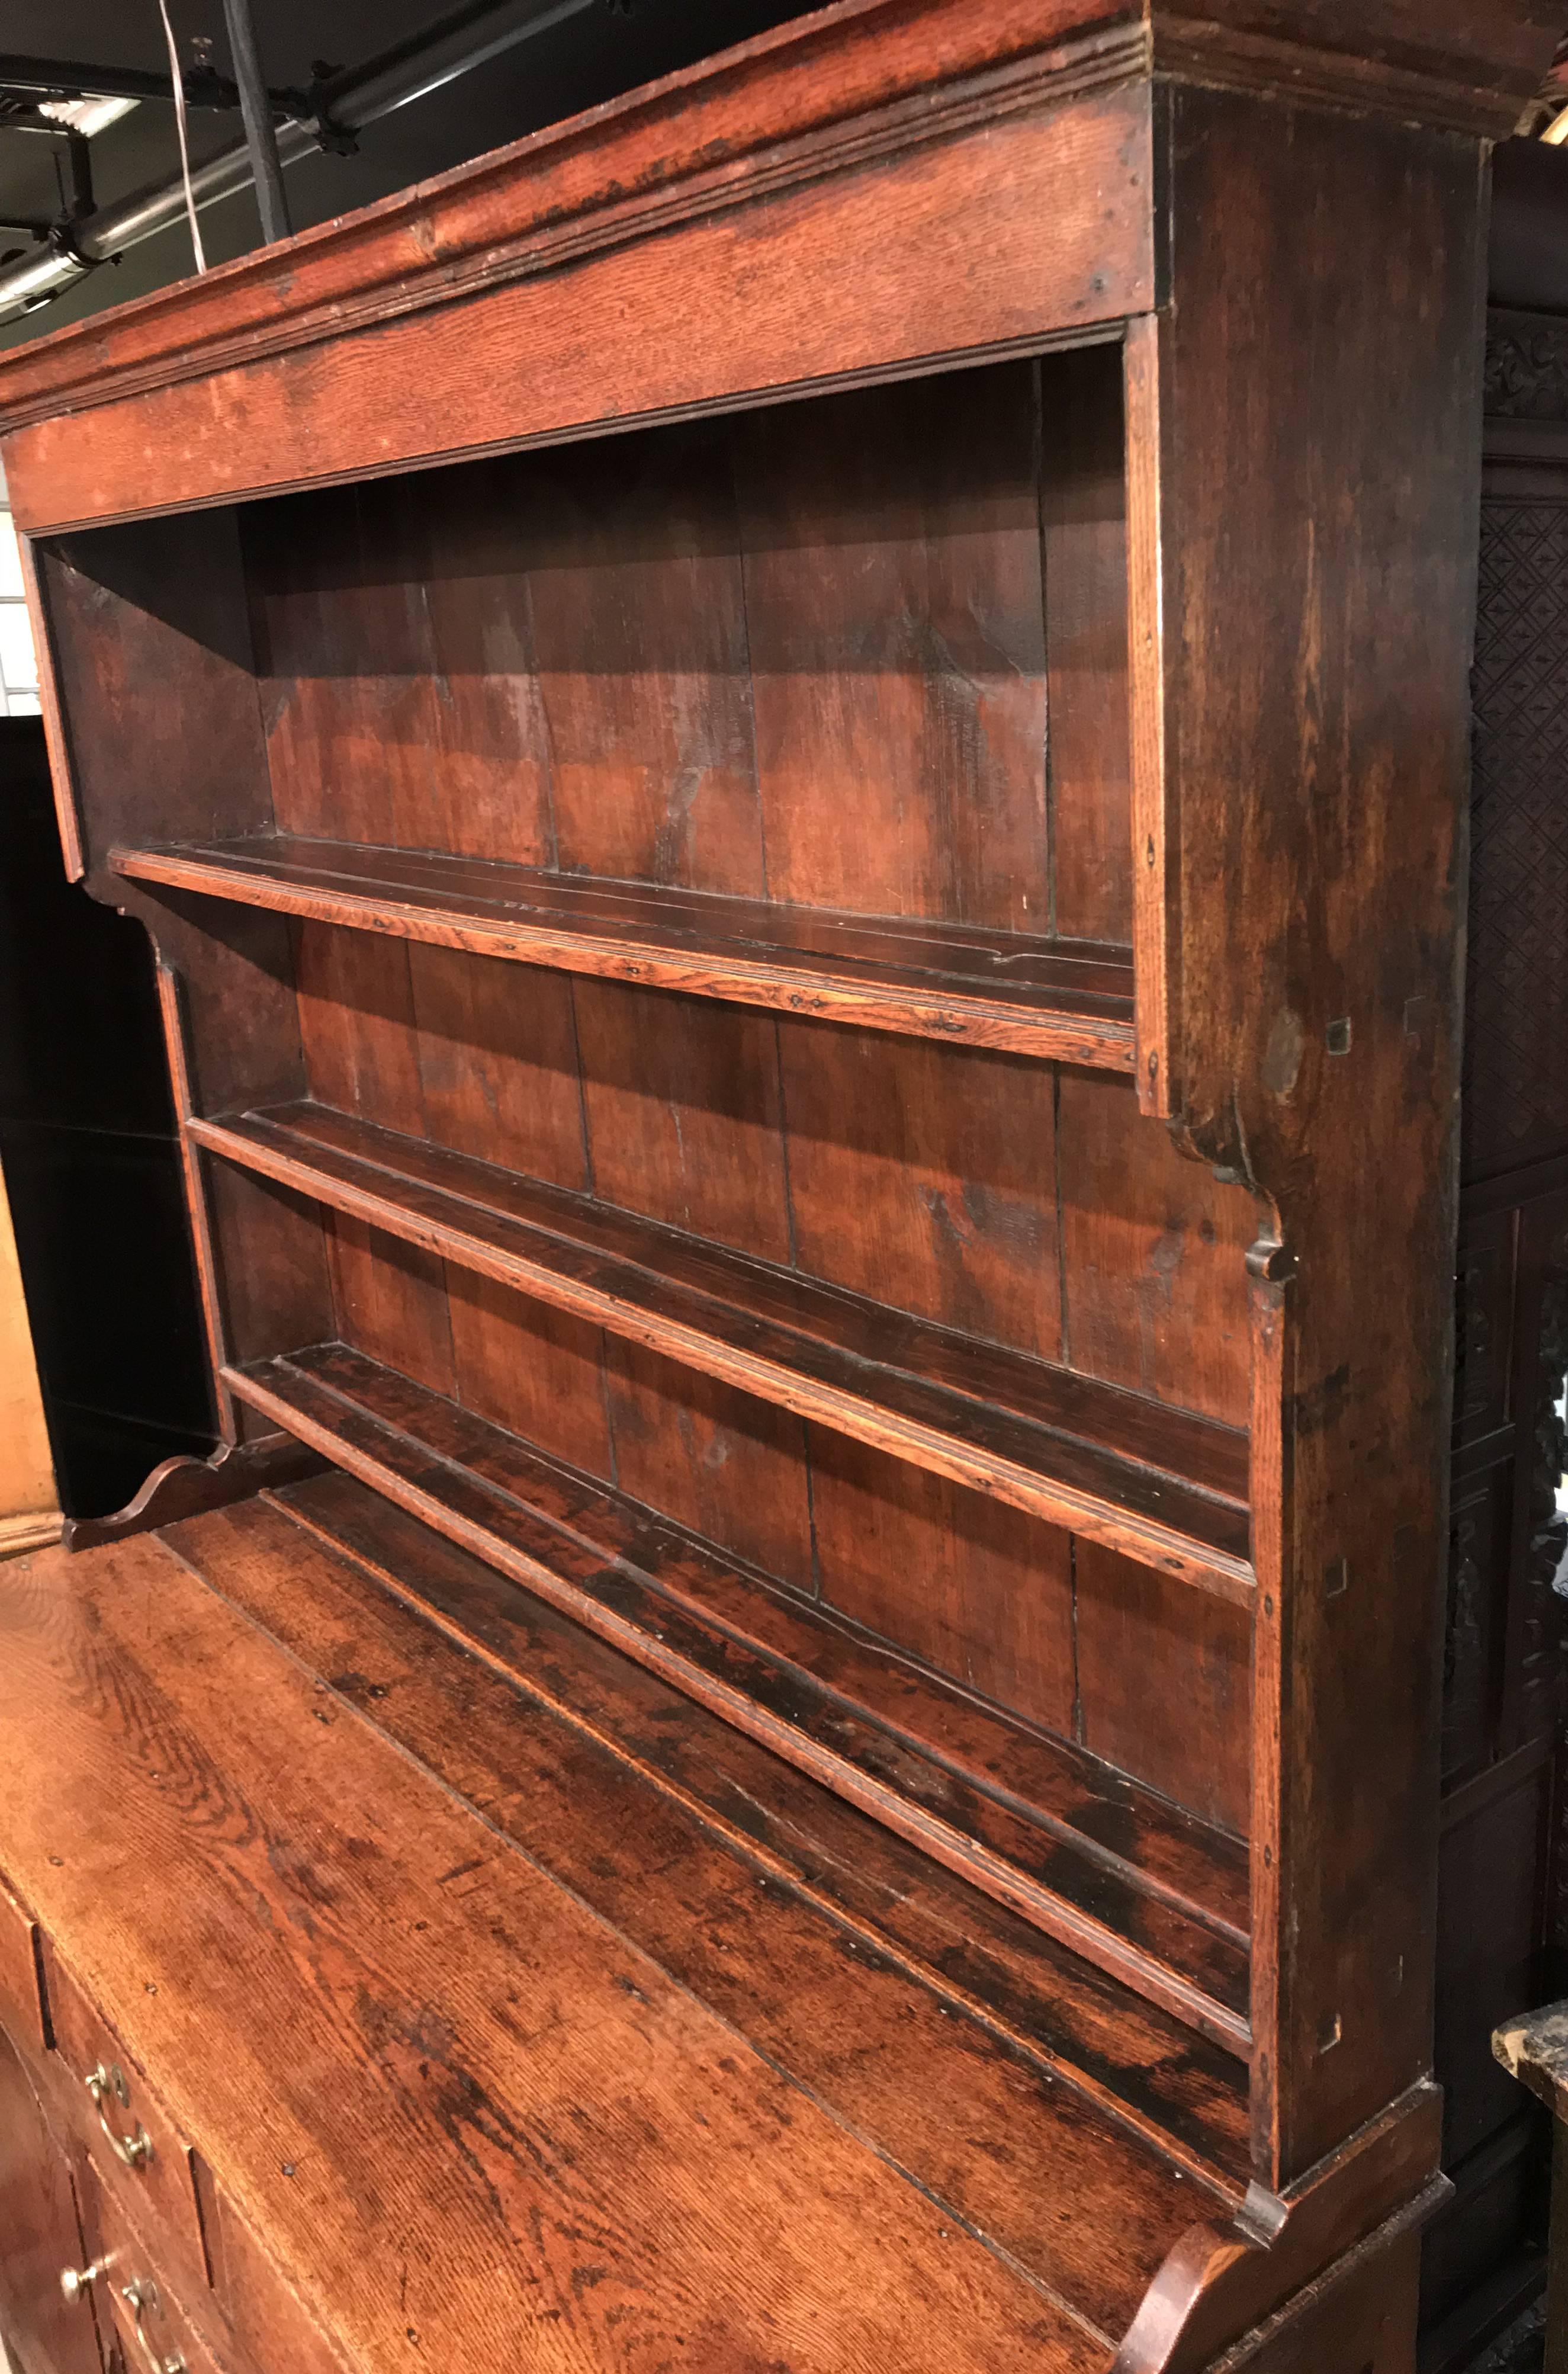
[
  {"xmin": 1422, "ymin": 133, "xmax": 1568, "ymax": 2374},
  {"xmin": 0, "ymin": 6, "xmax": 1557, "ymax": 2369}
]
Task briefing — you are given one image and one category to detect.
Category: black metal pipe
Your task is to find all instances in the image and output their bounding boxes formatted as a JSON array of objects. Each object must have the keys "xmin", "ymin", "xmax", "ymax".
[
  {"xmin": 0, "ymin": 0, "xmax": 599, "ymax": 321},
  {"xmin": 0, "ymin": 54, "xmax": 186, "ymax": 105},
  {"xmin": 220, "ymin": 0, "xmax": 291, "ymax": 243}
]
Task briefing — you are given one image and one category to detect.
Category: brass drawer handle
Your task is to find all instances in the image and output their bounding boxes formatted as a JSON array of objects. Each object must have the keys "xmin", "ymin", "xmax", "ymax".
[
  {"xmin": 121, "ymin": 2277, "xmax": 187, "ymax": 2374},
  {"xmin": 85, "ymin": 2061, "xmax": 152, "ymax": 2170},
  {"xmin": 59, "ymin": 2260, "xmax": 105, "ymax": 2305}
]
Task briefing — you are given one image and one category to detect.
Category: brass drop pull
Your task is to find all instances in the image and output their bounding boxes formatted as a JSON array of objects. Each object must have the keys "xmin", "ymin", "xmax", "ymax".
[
  {"xmin": 85, "ymin": 2060, "xmax": 152, "ymax": 2169},
  {"xmin": 59, "ymin": 2260, "xmax": 104, "ymax": 2305},
  {"xmin": 121, "ymin": 2277, "xmax": 187, "ymax": 2374}
]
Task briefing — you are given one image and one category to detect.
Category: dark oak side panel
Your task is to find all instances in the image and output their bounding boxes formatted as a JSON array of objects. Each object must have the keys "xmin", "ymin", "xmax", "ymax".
[{"xmin": 1146, "ymin": 86, "xmax": 1486, "ymax": 2184}]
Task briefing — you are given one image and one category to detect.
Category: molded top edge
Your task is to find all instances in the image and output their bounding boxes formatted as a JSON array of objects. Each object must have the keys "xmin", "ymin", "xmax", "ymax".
[{"xmin": 0, "ymin": 0, "xmax": 1552, "ymax": 439}]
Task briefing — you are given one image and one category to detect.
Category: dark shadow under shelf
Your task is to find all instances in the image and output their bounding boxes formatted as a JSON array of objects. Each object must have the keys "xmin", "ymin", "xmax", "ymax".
[
  {"xmin": 226, "ymin": 1337, "xmax": 1253, "ymax": 2055},
  {"xmin": 114, "ymin": 834, "xmax": 1139, "ymax": 1069}
]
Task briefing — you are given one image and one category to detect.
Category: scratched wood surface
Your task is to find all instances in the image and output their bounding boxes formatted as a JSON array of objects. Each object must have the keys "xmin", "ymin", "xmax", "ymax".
[
  {"xmin": 0, "ymin": 0, "xmax": 1546, "ymax": 474},
  {"xmin": 243, "ymin": 915, "xmax": 1254, "ymax": 1547},
  {"xmin": 114, "ymin": 837, "xmax": 1139, "ymax": 1069},
  {"xmin": 186, "ymin": 1097, "xmax": 1254, "ymax": 1587},
  {"xmin": 0, "ymin": 1513, "xmax": 1230, "ymax": 2374},
  {"xmin": 1143, "ymin": 88, "xmax": 1494, "ymax": 2196}
]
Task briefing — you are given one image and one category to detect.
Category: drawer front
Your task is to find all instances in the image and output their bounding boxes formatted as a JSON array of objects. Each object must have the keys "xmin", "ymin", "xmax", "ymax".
[
  {"xmin": 0, "ymin": 1869, "xmax": 46, "ymax": 2052},
  {"xmin": 107, "ymin": 2269, "xmax": 224, "ymax": 2374},
  {"xmin": 86, "ymin": 2168, "xmax": 226, "ymax": 2374},
  {"xmin": 0, "ymin": 2020, "xmax": 102, "ymax": 2374},
  {"xmin": 41, "ymin": 1938, "xmax": 211, "ymax": 2296}
]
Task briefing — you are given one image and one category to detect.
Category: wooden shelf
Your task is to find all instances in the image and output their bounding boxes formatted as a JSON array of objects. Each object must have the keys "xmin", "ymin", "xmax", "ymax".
[
  {"xmin": 252, "ymin": 1467, "xmax": 1256, "ymax": 2197},
  {"xmin": 227, "ymin": 1338, "xmax": 1252, "ymax": 2054},
  {"xmin": 115, "ymin": 835, "xmax": 1138, "ymax": 1069},
  {"xmin": 192, "ymin": 1101, "xmax": 1254, "ymax": 1601}
]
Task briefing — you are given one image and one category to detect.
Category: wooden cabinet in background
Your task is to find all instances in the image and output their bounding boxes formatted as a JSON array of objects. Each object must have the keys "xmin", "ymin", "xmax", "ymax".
[
  {"xmin": 0, "ymin": 4, "xmax": 1558, "ymax": 2369},
  {"xmin": 0, "ymin": 1161, "xmax": 56, "ymax": 1558}
]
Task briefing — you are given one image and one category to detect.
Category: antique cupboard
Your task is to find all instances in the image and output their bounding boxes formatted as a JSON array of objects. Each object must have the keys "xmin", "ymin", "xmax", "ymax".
[{"xmin": 0, "ymin": 4, "xmax": 1557, "ymax": 2369}]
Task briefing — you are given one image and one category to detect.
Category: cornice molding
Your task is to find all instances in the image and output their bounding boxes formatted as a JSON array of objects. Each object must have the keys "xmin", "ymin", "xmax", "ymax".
[
  {"xmin": 0, "ymin": 0, "xmax": 1148, "ymax": 439},
  {"xmin": 1153, "ymin": 15, "xmax": 1542, "ymax": 140},
  {"xmin": 0, "ymin": 0, "xmax": 1551, "ymax": 443}
]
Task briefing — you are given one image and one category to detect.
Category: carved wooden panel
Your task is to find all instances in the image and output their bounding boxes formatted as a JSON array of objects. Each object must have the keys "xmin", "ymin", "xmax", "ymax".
[
  {"xmin": 1443, "ymin": 1463, "xmax": 1511, "ymax": 1782},
  {"xmin": 1453, "ymin": 1217, "xmax": 1516, "ymax": 1445},
  {"xmin": 1463, "ymin": 491, "xmax": 1568, "ymax": 1183},
  {"xmin": 1485, "ymin": 309, "xmax": 1568, "ymax": 422},
  {"xmin": 1505, "ymin": 1214, "xmax": 1568, "ymax": 1752}
]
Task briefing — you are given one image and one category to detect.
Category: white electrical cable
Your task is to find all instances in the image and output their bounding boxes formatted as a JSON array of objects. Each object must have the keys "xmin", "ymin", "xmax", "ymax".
[{"xmin": 155, "ymin": 0, "xmax": 207, "ymax": 271}]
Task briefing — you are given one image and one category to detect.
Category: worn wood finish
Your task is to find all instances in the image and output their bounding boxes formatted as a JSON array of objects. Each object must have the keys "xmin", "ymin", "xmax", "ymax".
[
  {"xmin": 0, "ymin": 1526, "xmax": 1122, "ymax": 2374},
  {"xmin": 40, "ymin": 1952, "xmax": 214, "ymax": 2334},
  {"xmin": 1194, "ymin": 2208, "xmax": 1433, "ymax": 2374},
  {"xmin": 1114, "ymin": 2088, "xmax": 1447, "ymax": 2374},
  {"xmin": 0, "ymin": 0, "xmax": 1550, "ymax": 528},
  {"xmin": 1141, "ymin": 84, "xmax": 1492, "ymax": 2190},
  {"xmin": 221, "ymin": 1342, "xmax": 1253, "ymax": 2048},
  {"xmin": 107, "ymin": 801, "xmax": 1136, "ymax": 1064},
  {"xmin": 272, "ymin": 1439, "xmax": 1249, "ymax": 1938},
  {"xmin": 5, "ymin": 75, "xmax": 1158, "ymax": 535},
  {"xmin": 188, "ymin": 1100, "xmax": 1252, "ymax": 1594},
  {"xmin": 86, "ymin": 2173, "xmax": 226, "ymax": 2374},
  {"xmin": 0, "ymin": 1872, "xmax": 46, "ymax": 2055},
  {"xmin": 180, "ymin": 1488, "xmax": 1249, "ymax": 2280},
  {"xmin": 1493, "ymin": 1998, "xmax": 1568, "ymax": 2125},
  {"xmin": 248, "ymin": 1472, "xmax": 1253, "ymax": 2178},
  {"xmin": 60, "ymin": 1431, "xmax": 322, "ymax": 1554},
  {"xmin": 0, "ymin": 2024, "xmax": 99, "ymax": 2374},
  {"xmin": 193, "ymin": 2158, "xmax": 356, "ymax": 2374},
  {"xmin": 1, "ymin": 0, "xmax": 1554, "ymax": 2364}
]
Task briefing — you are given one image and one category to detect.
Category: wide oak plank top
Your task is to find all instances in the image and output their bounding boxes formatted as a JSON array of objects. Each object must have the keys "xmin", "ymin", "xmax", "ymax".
[
  {"xmin": 117, "ymin": 836, "xmax": 1139, "ymax": 1069},
  {"xmin": 0, "ymin": 1523, "xmax": 1124, "ymax": 2373}
]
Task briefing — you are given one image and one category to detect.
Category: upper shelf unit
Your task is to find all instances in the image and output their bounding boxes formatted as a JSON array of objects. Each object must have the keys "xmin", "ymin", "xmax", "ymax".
[
  {"xmin": 117, "ymin": 835, "xmax": 1136, "ymax": 1070},
  {"xmin": 42, "ymin": 343, "xmax": 1150, "ymax": 1083}
]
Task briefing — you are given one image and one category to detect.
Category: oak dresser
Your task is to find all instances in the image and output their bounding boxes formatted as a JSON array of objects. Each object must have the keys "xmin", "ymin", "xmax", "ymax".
[{"xmin": 0, "ymin": 4, "xmax": 1559, "ymax": 2368}]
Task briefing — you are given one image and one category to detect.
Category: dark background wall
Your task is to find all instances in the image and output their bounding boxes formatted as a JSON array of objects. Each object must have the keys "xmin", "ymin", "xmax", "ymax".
[{"xmin": 0, "ymin": 720, "xmax": 212, "ymax": 1515}]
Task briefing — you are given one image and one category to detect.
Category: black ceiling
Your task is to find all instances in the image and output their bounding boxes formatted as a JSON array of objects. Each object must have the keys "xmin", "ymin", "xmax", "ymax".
[{"xmin": 0, "ymin": 0, "xmax": 818, "ymax": 353}]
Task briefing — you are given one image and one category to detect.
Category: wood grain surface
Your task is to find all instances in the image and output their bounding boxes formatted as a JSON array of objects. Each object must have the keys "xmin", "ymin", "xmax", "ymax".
[
  {"xmin": 2, "ymin": 1, "xmax": 1544, "ymax": 2358},
  {"xmin": 187, "ymin": 1099, "xmax": 1251, "ymax": 1593},
  {"xmin": 221, "ymin": 1343, "xmax": 1253, "ymax": 2050},
  {"xmin": 0, "ymin": 1520, "xmax": 1153, "ymax": 2373},
  {"xmin": 119, "ymin": 833, "xmax": 1137, "ymax": 1066}
]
